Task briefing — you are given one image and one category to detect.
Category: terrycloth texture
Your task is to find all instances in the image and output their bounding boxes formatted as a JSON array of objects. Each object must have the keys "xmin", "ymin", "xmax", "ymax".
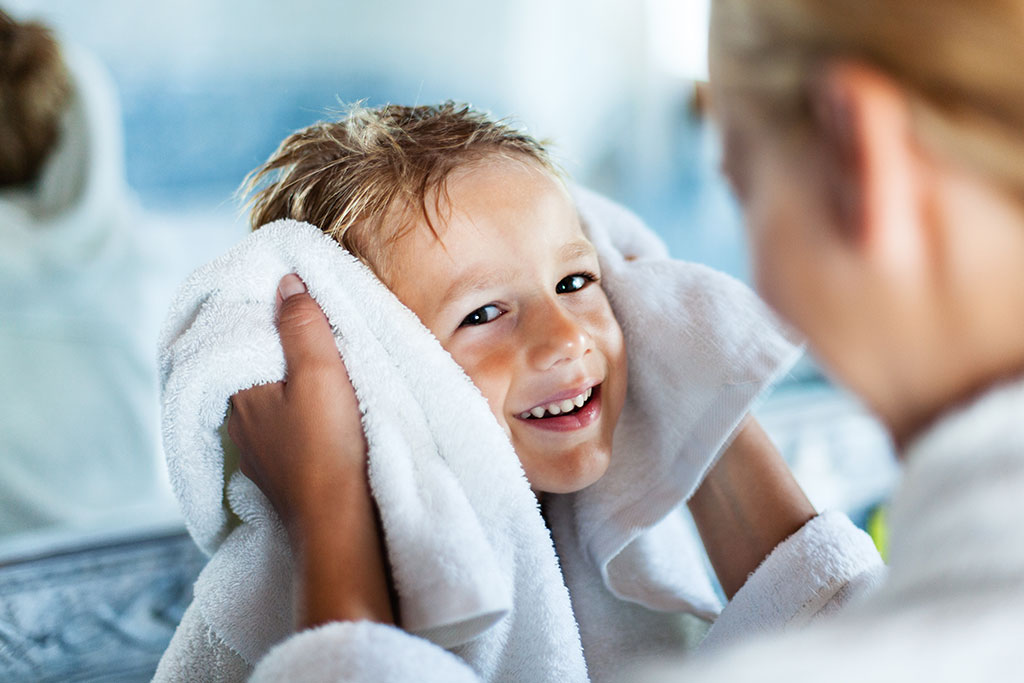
[
  {"xmin": 567, "ymin": 187, "xmax": 804, "ymax": 619},
  {"xmin": 159, "ymin": 220, "xmax": 567, "ymax": 678},
  {"xmin": 634, "ymin": 378, "xmax": 1024, "ymax": 683},
  {"xmin": 698, "ymin": 510, "xmax": 885, "ymax": 651},
  {"xmin": 250, "ymin": 622, "xmax": 480, "ymax": 683},
  {"xmin": 156, "ymin": 603, "xmax": 252, "ymax": 683},
  {"xmin": 0, "ymin": 44, "xmax": 173, "ymax": 534},
  {"xmin": 545, "ymin": 495, "xmax": 714, "ymax": 682},
  {"xmin": 156, "ymin": 186, "xmax": 801, "ymax": 680}
]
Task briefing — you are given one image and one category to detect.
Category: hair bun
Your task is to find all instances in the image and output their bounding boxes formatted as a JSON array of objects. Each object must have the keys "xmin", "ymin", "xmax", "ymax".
[{"xmin": 0, "ymin": 10, "xmax": 71, "ymax": 187}]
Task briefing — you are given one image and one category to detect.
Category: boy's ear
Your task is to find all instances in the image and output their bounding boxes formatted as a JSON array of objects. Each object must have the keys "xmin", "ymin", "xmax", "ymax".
[{"xmin": 812, "ymin": 62, "xmax": 928, "ymax": 267}]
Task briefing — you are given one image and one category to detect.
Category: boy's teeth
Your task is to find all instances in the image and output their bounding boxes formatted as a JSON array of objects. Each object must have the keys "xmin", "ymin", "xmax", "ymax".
[{"xmin": 522, "ymin": 388, "xmax": 595, "ymax": 419}]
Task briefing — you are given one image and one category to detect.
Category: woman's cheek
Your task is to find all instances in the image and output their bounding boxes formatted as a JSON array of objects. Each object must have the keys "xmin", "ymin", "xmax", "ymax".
[
  {"xmin": 749, "ymin": 224, "xmax": 783, "ymax": 311},
  {"xmin": 744, "ymin": 169, "xmax": 803, "ymax": 319}
]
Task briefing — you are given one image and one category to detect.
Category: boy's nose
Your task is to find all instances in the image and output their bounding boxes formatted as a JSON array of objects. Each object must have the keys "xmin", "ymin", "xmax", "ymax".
[{"xmin": 527, "ymin": 302, "xmax": 593, "ymax": 370}]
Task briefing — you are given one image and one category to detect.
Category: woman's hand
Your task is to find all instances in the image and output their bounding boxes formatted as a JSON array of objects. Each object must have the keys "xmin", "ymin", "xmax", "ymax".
[
  {"xmin": 227, "ymin": 274, "xmax": 366, "ymax": 533},
  {"xmin": 227, "ymin": 273, "xmax": 395, "ymax": 629}
]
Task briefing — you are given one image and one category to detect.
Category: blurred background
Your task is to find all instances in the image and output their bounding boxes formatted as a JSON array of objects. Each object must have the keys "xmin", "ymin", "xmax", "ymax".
[
  {"xmin": 0, "ymin": 1, "xmax": 896, "ymax": 678},
  {"xmin": 4, "ymin": 0, "xmax": 743, "ymax": 265}
]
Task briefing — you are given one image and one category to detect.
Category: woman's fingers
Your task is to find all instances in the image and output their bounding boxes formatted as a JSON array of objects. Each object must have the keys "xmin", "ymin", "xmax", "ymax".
[
  {"xmin": 275, "ymin": 273, "xmax": 342, "ymax": 384},
  {"xmin": 225, "ymin": 273, "xmax": 366, "ymax": 519}
]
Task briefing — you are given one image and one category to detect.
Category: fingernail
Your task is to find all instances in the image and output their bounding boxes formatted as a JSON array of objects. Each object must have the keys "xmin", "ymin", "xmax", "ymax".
[{"xmin": 278, "ymin": 273, "xmax": 307, "ymax": 300}]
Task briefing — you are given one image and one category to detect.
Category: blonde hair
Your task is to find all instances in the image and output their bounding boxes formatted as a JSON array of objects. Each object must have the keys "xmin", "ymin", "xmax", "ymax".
[
  {"xmin": 710, "ymin": 0, "xmax": 1024, "ymax": 197},
  {"xmin": 0, "ymin": 10, "xmax": 70, "ymax": 186},
  {"xmin": 242, "ymin": 101, "xmax": 558, "ymax": 275}
]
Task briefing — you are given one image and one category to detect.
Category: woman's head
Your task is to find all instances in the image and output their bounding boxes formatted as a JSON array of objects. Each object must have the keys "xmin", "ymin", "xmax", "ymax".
[
  {"xmin": 709, "ymin": 0, "xmax": 1024, "ymax": 443},
  {"xmin": 0, "ymin": 10, "xmax": 70, "ymax": 187},
  {"xmin": 710, "ymin": 0, "xmax": 1024, "ymax": 191}
]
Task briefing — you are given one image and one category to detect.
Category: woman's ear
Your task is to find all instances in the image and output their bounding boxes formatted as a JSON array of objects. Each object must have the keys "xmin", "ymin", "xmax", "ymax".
[{"xmin": 811, "ymin": 62, "xmax": 928, "ymax": 270}]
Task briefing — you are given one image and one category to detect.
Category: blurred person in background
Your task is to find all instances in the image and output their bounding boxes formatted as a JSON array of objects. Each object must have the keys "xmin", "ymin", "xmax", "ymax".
[
  {"xmin": 635, "ymin": 0, "xmax": 1024, "ymax": 680},
  {"xmin": 0, "ymin": 9, "xmax": 171, "ymax": 535}
]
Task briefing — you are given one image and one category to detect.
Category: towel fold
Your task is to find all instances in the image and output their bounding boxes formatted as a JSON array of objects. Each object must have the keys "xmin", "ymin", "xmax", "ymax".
[
  {"xmin": 158, "ymin": 185, "xmax": 801, "ymax": 679},
  {"xmin": 566, "ymin": 187, "xmax": 804, "ymax": 619},
  {"xmin": 696, "ymin": 510, "xmax": 887, "ymax": 652},
  {"xmin": 160, "ymin": 219, "xmax": 571, "ymax": 678}
]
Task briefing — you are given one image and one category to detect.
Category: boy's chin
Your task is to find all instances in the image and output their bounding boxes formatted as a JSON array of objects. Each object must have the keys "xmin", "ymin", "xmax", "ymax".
[{"xmin": 523, "ymin": 447, "xmax": 611, "ymax": 495}]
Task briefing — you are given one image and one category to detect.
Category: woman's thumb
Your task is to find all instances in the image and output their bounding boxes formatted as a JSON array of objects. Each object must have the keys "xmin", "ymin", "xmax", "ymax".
[{"xmin": 275, "ymin": 274, "xmax": 336, "ymax": 374}]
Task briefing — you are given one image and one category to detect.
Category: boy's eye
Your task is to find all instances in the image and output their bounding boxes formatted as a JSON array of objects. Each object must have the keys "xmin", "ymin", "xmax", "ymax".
[
  {"xmin": 460, "ymin": 304, "xmax": 503, "ymax": 327},
  {"xmin": 556, "ymin": 273, "xmax": 596, "ymax": 294}
]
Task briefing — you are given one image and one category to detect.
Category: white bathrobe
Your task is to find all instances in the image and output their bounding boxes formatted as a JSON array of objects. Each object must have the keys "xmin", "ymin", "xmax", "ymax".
[{"xmin": 634, "ymin": 377, "xmax": 1024, "ymax": 682}]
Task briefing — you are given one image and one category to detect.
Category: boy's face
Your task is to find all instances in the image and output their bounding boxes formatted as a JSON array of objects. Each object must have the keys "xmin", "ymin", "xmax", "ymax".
[{"xmin": 382, "ymin": 158, "xmax": 627, "ymax": 494}]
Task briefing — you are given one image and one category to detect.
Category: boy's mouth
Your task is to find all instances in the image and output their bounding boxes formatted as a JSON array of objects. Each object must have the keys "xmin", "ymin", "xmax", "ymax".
[{"xmin": 518, "ymin": 385, "xmax": 599, "ymax": 420}]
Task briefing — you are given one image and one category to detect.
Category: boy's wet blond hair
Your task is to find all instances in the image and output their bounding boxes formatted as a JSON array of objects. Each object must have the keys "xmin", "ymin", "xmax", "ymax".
[{"xmin": 242, "ymin": 101, "xmax": 558, "ymax": 276}]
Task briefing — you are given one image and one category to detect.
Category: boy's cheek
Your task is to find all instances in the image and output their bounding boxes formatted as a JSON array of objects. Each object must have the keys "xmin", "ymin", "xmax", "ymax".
[
  {"xmin": 458, "ymin": 363, "xmax": 514, "ymax": 434},
  {"xmin": 604, "ymin": 329, "xmax": 629, "ymax": 435},
  {"xmin": 472, "ymin": 381, "xmax": 511, "ymax": 435},
  {"xmin": 443, "ymin": 342, "xmax": 516, "ymax": 411},
  {"xmin": 598, "ymin": 312, "xmax": 628, "ymax": 380}
]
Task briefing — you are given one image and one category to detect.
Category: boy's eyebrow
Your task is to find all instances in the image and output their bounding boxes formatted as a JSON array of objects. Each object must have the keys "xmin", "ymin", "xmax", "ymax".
[
  {"xmin": 560, "ymin": 240, "xmax": 597, "ymax": 262},
  {"xmin": 440, "ymin": 240, "xmax": 598, "ymax": 308},
  {"xmin": 440, "ymin": 267, "xmax": 518, "ymax": 307}
]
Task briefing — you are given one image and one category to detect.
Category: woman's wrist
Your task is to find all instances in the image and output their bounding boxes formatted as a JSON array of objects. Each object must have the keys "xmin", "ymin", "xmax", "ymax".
[
  {"xmin": 228, "ymin": 280, "xmax": 394, "ymax": 631},
  {"xmin": 293, "ymin": 526, "xmax": 394, "ymax": 627},
  {"xmin": 280, "ymin": 447, "xmax": 370, "ymax": 541},
  {"xmin": 287, "ymin": 461, "xmax": 395, "ymax": 630}
]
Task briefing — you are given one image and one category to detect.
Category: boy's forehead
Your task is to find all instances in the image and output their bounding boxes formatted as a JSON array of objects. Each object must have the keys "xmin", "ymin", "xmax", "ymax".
[
  {"xmin": 380, "ymin": 205, "xmax": 595, "ymax": 320},
  {"xmin": 375, "ymin": 155, "xmax": 585, "ymax": 283},
  {"xmin": 384, "ymin": 208, "xmax": 590, "ymax": 273},
  {"xmin": 413, "ymin": 161, "xmax": 578, "ymax": 240}
]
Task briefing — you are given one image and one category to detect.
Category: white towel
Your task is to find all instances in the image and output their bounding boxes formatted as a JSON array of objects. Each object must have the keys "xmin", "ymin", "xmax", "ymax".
[
  {"xmin": 157, "ymin": 185, "xmax": 801, "ymax": 680},
  {"xmin": 160, "ymin": 220, "xmax": 573, "ymax": 678}
]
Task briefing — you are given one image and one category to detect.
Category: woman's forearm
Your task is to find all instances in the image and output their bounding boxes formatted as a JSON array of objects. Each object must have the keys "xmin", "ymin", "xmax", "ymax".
[
  {"xmin": 687, "ymin": 418, "xmax": 816, "ymax": 600},
  {"xmin": 290, "ymin": 462, "xmax": 395, "ymax": 630}
]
